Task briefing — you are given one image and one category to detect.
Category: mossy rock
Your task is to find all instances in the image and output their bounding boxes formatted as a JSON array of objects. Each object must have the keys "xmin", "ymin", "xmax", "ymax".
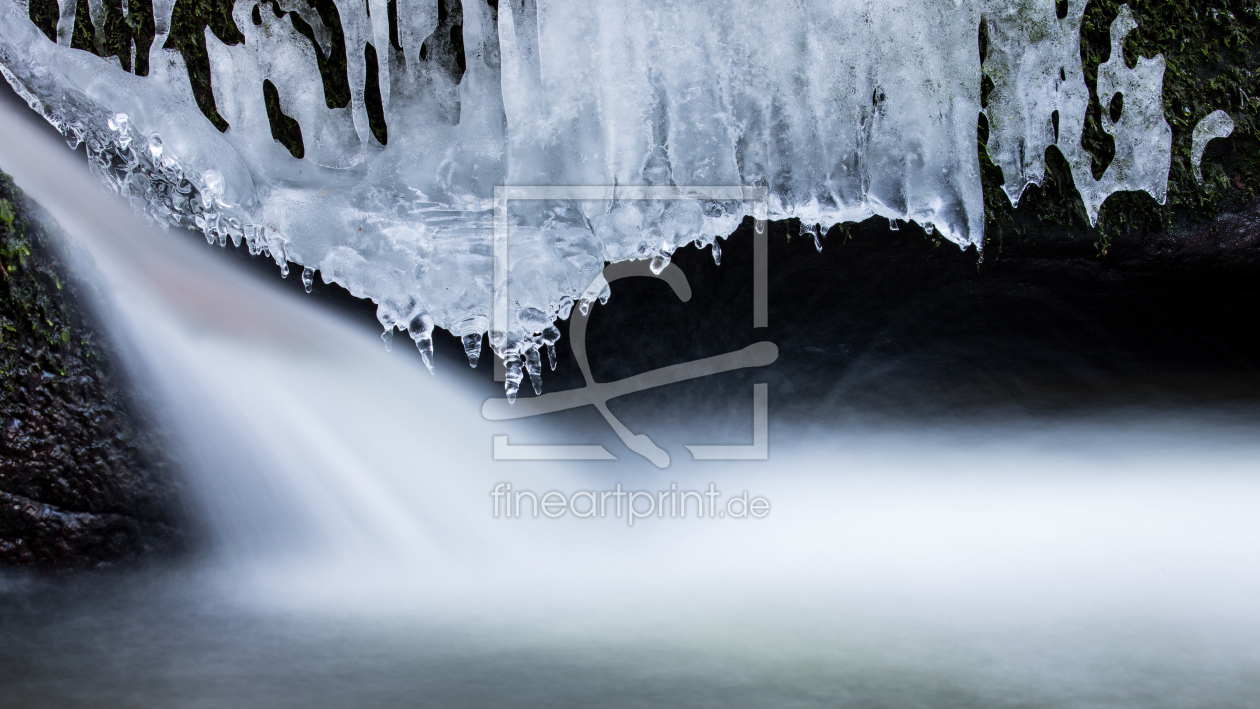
[
  {"xmin": 0, "ymin": 173, "xmax": 185, "ymax": 570},
  {"xmin": 977, "ymin": 1, "xmax": 1260, "ymax": 265}
]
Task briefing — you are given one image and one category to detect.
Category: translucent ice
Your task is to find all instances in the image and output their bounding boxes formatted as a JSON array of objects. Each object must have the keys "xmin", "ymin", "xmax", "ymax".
[
  {"xmin": 0, "ymin": 0, "xmax": 1189, "ymax": 395},
  {"xmin": 982, "ymin": 3, "xmax": 1172, "ymax": 224},
  {"xmin": 461, "ymin": 333, "xmax": 483, "ymax": 368},
  {"xmin": 1191, "ymin": 110, "xmax": 1235, "ymax": 184}
]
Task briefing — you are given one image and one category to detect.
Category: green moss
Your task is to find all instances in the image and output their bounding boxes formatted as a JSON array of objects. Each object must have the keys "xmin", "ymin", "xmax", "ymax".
[
  {"xmin": 980, "ymin": 0, "xmax": 1260, "ymax": 258},
  {"xmin": 27, "ymin": 0, "xmax": 58, "ymax": 43},
  {"xmin": 163, "ymin": 0, "xmax": 244, "ymax": 132},
  {"xmin": 0, "ymin": 176, "xmax": 185, "ymax": 568},
  {"xmin": 0, "ymin": 172, "xmax": 132, "ymax": 444},
  {"xmin": 69, "ymin": 0, "xmax": 96, "ymax": 54},
  {"xmin": 0, "ymin": 184, "xmax": 81, "ymax": 374}
]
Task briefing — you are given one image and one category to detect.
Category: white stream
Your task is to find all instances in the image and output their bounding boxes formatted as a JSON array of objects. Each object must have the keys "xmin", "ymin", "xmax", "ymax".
[{"xmin": 1, "ymin": 98, "xmax": 1260, "ymax": 708}]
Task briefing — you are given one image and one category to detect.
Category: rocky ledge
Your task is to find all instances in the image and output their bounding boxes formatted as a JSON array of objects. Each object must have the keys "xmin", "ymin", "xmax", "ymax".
[{"xmin": 0, "ymin": 173, "xmax": 184, "ymax": 570}]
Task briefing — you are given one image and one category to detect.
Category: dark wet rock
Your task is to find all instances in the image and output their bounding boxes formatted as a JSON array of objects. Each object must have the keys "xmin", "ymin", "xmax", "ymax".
[
  {"xmin": 542, "ymin": 200, "xmax": 1260, "ymax": 428},
  {"xmin": 0, "ymin": 173, "xmax": 184, "ymax": 570}
]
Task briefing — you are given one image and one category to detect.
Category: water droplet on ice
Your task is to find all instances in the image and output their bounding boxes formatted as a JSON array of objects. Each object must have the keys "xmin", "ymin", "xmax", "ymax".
[
  {"xmin": 279, "ymin": 262, "xmax": 289, "ymax": 278},
  {"xmin": 302, "ymin": 267, "xmax": 314, "ymax": 293},
  {"xmin": 649, "ymin": 252, "xmax": 670, "ymax": 275},
  {"xmin": 889, "ymin": 218, "xmax": 900, "ymax": 231},
  {"xmin": 202, "ymin": 170, "xmax": 224, "ymax": 197}
]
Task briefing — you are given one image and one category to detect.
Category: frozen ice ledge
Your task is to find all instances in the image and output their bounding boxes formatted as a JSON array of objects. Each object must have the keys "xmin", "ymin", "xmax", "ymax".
[{"xmin": 0, "ymin": 0, "xmax": 1175, "ymax": 398}]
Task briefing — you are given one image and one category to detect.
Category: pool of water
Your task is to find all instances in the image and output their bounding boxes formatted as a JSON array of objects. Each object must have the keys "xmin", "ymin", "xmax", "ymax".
[{"xmin": 4, "ymin": 418, "xmax": 1259, "ymax": 709}]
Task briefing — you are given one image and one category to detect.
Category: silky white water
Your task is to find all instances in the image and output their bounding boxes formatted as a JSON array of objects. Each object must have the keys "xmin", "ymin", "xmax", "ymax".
[{"xmin": 3, "ymin": 94, "xmax": 1260, "ymax": 707}]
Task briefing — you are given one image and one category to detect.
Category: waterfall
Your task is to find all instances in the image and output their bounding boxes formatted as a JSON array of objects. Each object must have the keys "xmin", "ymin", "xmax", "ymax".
[
  {"xmin": 3, "ymin": 91, "xmax": 1259, "ymax": 621},
  {"xmin": 1, "ymin": 7, "xmax": 1259, "ymax": 706}
]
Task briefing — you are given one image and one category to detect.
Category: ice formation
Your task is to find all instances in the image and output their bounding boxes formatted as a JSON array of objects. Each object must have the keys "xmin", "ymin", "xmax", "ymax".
[
  {"xmin": 0, "ymin": 0, "xmax": 1187, "ymax": 396},
  {"xmin": 983, "ymin": 3, "xmax": 1172, "ymax": 223},
  {"xmin": 1191, "ymin": 110, "xmax": 1235, "ymax": 184}
]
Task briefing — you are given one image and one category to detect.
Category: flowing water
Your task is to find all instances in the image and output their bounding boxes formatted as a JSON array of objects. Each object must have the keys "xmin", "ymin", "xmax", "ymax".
[{"xmin": 2, "ymin": 95, "xmax": 1260, "ymax": 708}]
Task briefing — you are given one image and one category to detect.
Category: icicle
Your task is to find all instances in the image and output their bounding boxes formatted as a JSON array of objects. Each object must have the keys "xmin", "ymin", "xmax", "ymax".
[
  {"xmin": 557, "ymin": 296, "xmax": 574, "ymax": 320},
  {"xmin": 924, "ymin": 222, "xmax": 936, "ymax": 236},
  {"xmin": 598, "ymin": 283, "xmax": 611, "ymax": 305},
  {"xmin": 462, "ymin": 333, "xmax": 483, "ymax": 368},
  {"xmin": 408, "ymin": 312, "xmax": 435, "ymax": 373},
  {"xmin": 279, "ymin": 262, "xmax": 289, "ymax": 278},
  {"xmin": 227, "ymin": 218, "xmax": 243, "ymax": 247},
  {"xmin": 712, "ymin": 239, "xmax": 722, "ymax": 265},
  {"xmin": 302, "ymin": 267, "xmax": 314, "ymax": 293},
  {"xmin": 802, "ymin": 222, "xmax": 823, "ymax": 252},
  {"xmin": 889, "ymin": 218, "xmax": 899, "ymax": 231},
  {"xmin": 524, "ymin": 345, "xmax": 543, "ymax": 395},
  {"xmin": 649, "ymin": 251, "xmax": 671, "ymax": 275},
  {"xmin": 381, "ymin": 328, "xmax": 394, "ymax": 351},
  {"xmin": 504, "ymin": 351, "xmax": 523, "ymax": 403},
  {"xmin": 541, "ymin": 325, "xmax": 560, "ymax": 371}
]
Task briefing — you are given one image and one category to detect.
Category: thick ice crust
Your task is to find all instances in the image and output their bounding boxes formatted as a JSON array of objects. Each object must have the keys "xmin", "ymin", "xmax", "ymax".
[{"xmin": 0, "ymin": 0, "xmax": 1174, "ymax": 393}]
